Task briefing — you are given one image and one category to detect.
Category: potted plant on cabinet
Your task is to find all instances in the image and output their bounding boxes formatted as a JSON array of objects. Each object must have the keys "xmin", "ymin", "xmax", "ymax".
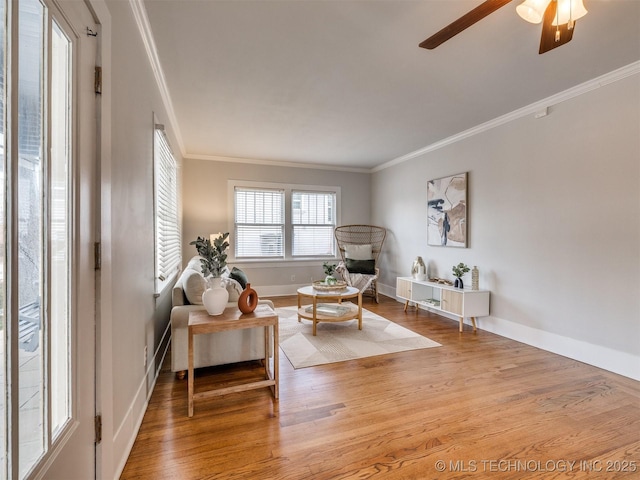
[{"xmin": 452, "ymin": 262, "xmax": 470, "ymax": 289}]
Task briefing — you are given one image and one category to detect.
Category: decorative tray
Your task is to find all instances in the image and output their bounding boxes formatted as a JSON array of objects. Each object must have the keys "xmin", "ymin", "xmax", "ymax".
[
  {"xmin": 312, "ymin": 280, "xmax": 348, "ymax": 291},
  {"xmin": 429, "ymin": 278, "xmax": 454, "ymax": 286}
]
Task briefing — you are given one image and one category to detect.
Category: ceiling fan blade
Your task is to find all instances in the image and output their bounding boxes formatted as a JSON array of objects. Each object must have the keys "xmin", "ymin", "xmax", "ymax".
[
  {"xmin": 539, "ymin": 0, "xmax": 575, "ymax": 54},
  {"xmin": 419, "ymin": 0, "xmax": 513, "ymax": 49}
]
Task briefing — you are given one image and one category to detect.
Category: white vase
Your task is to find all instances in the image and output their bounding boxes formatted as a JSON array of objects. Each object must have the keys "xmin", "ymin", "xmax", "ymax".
[
  {"xmin": 202, "ymin": 277, "xmax": 229, "ymax": 316},
  {"xmin": 411, "ymin": 256, "xmax": 426, "ymax": 281}
]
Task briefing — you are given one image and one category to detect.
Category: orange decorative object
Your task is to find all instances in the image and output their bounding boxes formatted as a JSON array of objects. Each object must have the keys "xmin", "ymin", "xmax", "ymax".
[{"xmin": 238, "ymin": 283, "xmax": 259, "ymax": 314}]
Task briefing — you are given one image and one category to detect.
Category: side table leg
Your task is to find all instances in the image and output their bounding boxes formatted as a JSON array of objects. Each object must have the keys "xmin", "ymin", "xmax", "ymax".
[
  {"xmin": 263, "ymin": 325, "xmax": 269, "ymax": 379},
  {"xmin": 188, "ymin": 328, "xmax": 194, "ymax": 417},
  {"xmin": 273, "ymin": 321, "xmax": 279, "ymax": 399}
]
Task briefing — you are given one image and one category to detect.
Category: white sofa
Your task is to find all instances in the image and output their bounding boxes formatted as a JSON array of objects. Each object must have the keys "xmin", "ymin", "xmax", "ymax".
[{"xmin": 170, "ymin": 257, "xmax": 275, "ymax": 374}]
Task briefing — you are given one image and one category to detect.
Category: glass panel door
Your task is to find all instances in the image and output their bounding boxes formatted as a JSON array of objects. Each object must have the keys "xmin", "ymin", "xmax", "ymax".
[
  {"xmin": 50, "ymin": 17, "xmax": 71, "ymax": 440},
  {"xmin": 17, "ymin": 0, "xmax": 46, "ymax": 474},
  {"xmin": 0, "ymin": 0, "xmax": 88, "ymax": 477}
]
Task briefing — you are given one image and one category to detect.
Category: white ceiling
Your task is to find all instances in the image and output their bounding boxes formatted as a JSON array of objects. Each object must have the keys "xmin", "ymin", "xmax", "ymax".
[{"xmin": 141, "ymin": 0, "xmax": 640, "ymax": 170}]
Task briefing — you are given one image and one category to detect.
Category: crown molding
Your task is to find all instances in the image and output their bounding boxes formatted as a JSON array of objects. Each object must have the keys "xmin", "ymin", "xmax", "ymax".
[
  {"xmin": 129, "ymin": 0, "xmax": 186, "ymax": 157},
  {"xmin": 126, "ymin": 8, "xmax": 638, "ymax": 174},
  {"xmin": 185, "ymin": 153, "xmax": 371, "ymax": 174},
  {"xmin": 373, "ymin": 61, "xmax": 640, "ymax": 173}
]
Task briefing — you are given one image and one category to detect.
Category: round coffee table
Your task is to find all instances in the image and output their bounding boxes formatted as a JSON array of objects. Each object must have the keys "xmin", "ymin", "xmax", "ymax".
[{"xmin": 297, "ymin": 285, "xmax": 363, "ymax": 336}]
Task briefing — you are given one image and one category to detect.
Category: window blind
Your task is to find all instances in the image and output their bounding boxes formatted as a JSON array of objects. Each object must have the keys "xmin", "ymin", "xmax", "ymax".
[
  {"xmin": 291, "ymin": 191, "xmax": 336, "ymax": 257},
  {"xmin": 235, "ymin": 187, "xmax": 284, "ymax": 257},
  {"xmin": 154, "ymin": 127, "xmax": 180, "ymax": 293}
]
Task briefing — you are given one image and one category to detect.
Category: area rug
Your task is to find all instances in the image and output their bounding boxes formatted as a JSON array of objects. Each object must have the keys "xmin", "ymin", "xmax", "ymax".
[{"xmin": 276, "ymin": 305, "xmax": 441, "ymax": 369}]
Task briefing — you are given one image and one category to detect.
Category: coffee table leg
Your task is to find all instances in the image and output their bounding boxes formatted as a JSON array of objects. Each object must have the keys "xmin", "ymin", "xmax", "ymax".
[
  {"xmin": 357, "ymin": 292, "xmax": 363, "ymax": 330},
  {"xmin": 312, "ymin": 297, "xmax": 318, "ymax": 336}
]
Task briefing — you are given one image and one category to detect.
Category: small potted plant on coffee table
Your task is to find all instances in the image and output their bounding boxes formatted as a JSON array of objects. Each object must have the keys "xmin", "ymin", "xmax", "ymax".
[{"xmin": 323, "ymin": 262, "xmax": 338, "ymax": 285}]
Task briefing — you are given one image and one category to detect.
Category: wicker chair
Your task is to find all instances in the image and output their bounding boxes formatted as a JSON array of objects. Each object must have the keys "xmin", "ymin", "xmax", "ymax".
[{"xmin": 334, "ymin": 225, "xmax": 387, "ymax": 302}]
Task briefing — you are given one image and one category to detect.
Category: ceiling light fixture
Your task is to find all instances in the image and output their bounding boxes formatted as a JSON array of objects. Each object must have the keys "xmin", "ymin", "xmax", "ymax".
[
  {"xmin": 516, "ymin": 0, "xmax": 552, "ymax": 24},
  {"xmin": 516, "ymin": 0, "xmax": 587, "ymax": 27},
  {"xmin": 551, "ymin": 0, "xmax": 587, "ymax": 28}
]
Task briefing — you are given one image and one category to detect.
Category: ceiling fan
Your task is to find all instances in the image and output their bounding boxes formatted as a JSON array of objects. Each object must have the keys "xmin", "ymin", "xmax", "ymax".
[{"xmin": 419, "ymin": 0, "xmax": 588, "ymax": 54}]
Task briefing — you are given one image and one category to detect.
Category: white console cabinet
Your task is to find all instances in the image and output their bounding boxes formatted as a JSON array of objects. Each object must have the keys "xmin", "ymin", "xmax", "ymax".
[{"xmin": 396, "ymin": 277, "xmax": 490, "ymax": 333}]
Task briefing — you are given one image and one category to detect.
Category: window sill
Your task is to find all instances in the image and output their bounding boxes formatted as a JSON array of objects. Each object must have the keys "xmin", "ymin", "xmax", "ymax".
[
  {"xmin": 154, "ymin": 269, "xmax": 180, "ymax": 298},
  {"xmin": 230, "ymin": 257, "xmax": 340, "ymax": 270}
]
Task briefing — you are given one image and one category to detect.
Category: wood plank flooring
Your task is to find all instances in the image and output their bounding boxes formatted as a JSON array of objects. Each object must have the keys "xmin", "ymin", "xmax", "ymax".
[{"xmin": 120, "ymin": 295, "xmax": 640, "ymax": 479}]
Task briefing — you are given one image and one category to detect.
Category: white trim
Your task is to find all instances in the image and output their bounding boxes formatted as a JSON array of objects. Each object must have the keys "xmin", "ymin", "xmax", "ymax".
[
  {"xmin": 86, "ymin": 1, "xmax": 115, "ymax": 478},
  {"xmin": 113, "ymin": 321, "xmax": 171, "ymax": 480},
  {"xmin": 373, "ymin": 61, "xmax": 640, "ymax": 172},
  {"xmin": 128, "ymin": 0, "xmax": 185, "ymax": 157},
  {"xmin": 379, "ymin": 282, "xmax": 640, "ymax": 382},
  {"xmin": 477, "ymin": 315, "xmax": 640, "ymax": 382},
  {"xmin": 186, "ymin": 153, "xmax": 370, "ymax": 174}
]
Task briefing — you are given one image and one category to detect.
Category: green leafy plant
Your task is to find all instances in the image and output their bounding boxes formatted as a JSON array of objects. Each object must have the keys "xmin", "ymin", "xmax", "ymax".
[
  {"xmin": 323, "ymin": 262, "xmax": 337, "ymax": 276},
  {"xmin": 452, "ymin": 262, "xmax": 470, "ymax": 278},
  {"xmin": 190, "ymin": 233, "xmax": 230, "ymax": 278}
]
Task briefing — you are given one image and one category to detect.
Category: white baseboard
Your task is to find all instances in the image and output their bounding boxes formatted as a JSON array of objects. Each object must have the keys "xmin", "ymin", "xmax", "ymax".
[
  {"xmin": 112, "ymin": 321, "xmax": 172, "ymax": 480},
  {"xmin": 378, "ymin": 282, "xmax": 640, "ymax": 381},
  {"xmin": 477, "ymin": 314, "xmax": 640, "ymax": 381}
]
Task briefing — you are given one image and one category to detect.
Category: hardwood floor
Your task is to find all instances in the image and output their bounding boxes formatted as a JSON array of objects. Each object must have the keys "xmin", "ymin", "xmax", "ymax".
[{"xmin": 120, "ymin": 295, "xmax": 640, "ymax": 479}]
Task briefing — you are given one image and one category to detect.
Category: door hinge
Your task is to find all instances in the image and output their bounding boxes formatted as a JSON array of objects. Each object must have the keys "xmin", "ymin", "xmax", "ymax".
[
  {"xmin": 95, "ymin": 66, "xmax": 102, "ymax": 95},
  {"xmin": 94, "ymin": 242, "xmax": 101, "ymax": 270},
  {"xmin": 95, "ymin": 415, "xmax": 102, "ymax": 444}
]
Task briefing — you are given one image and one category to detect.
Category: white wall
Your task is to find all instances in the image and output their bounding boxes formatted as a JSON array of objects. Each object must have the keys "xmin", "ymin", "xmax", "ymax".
[
  {"xmin": 181, "ymin": 159, "xmax": 371, "ymax": 294},
  {"xmin": 104, "ymin": 0, "xmax": 182, "ymax": 475},
  {"xmin": 372, "ymin": 74, "xmax": 640, "ymax": 379}
]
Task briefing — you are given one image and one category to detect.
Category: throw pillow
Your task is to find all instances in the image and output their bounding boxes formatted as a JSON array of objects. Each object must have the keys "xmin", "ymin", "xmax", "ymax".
[
  {"xmin": 345, "ymin": 258, "xmax": 376, "ymax": 275},
  {"xmin": 222, "ymin": 277, "xmax": 243, "ymax": 302},
  {"xmin": 344, "ymin": 244, "xmax": 373, "ymax": 260},
  {"xmin": 229, "ymin": 267, "xmax": 248, "ymax": 289},
  {"xmin": 183, "ymin": 269, "xmax": 206, "ymax": 305}
]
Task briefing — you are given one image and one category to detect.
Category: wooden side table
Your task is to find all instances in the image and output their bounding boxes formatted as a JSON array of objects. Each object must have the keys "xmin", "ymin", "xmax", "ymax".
[{"xmin": 188, "ymin": 305, "xmax": 279, "ymax": 417}]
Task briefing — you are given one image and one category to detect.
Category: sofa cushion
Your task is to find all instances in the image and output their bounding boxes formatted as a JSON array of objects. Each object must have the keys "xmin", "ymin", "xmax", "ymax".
[
  {"xmin": 183, "ymin": 269, "xmax": 206, "ymax": 305},
  {"xmin": 344, "ymin": 244, "xmax": 373, "ymax": 260}
]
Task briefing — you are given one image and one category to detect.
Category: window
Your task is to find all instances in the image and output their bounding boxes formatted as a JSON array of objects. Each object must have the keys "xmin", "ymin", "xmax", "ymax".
[
  {"xmin": 154, "ymin": 124, "xmax": 180, "ymax": 294},
  {"xmin": 232, "ymin": 181, "xmax": 339, "ymax": 260},
  {"xmin": 234, "ymin": 187, "xmax": 284, "ymax": 258},
  {"xmin": 292, "ymin": 191, "xmax": 336, "ymax": 257}
]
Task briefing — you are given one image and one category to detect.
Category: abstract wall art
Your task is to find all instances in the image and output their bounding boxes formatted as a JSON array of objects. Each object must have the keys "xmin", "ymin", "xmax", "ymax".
[{"xmin": 427, "ymin": 172, "xmax": 467, "ymax": 247}]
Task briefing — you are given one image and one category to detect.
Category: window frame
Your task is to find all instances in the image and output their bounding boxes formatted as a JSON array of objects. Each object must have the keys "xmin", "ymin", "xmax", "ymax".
[
  {"xmin": 153, "ymin": 120, "xmax": 181, "ymax": 295},
  {"xmin": 291, "ymin": 189, "xmax": 337, "ymax": 258},
  {"xmin": 228, "ymin": 180, "xmax": 341, "ymax": 263}
]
